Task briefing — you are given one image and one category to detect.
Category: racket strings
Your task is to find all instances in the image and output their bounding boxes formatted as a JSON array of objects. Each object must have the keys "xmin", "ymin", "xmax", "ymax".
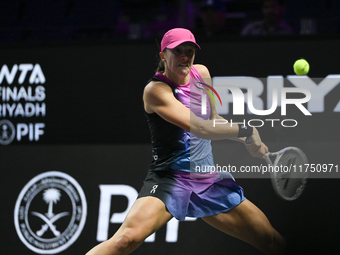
[{"xmin": 275, "ymin": 150, "xmax": 308, "ymax": 199}]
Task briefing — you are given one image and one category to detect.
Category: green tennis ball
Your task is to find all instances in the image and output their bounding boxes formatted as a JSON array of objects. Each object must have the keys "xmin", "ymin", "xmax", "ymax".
[{"xmin": 293, "ymin": 59, "xmax": 309, "ymax": 75}]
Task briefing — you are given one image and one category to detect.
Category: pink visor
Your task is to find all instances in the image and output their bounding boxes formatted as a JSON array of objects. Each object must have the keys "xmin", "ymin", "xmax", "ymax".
[{"xmin": 161, "ymin": 28, "xmax": 201, "ymax": 52}]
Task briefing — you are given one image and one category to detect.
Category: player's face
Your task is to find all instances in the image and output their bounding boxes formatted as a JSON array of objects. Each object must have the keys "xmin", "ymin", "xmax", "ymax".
[{"xmin": 162, "ymin": 43, "xmax": 196, "ymax": 77}]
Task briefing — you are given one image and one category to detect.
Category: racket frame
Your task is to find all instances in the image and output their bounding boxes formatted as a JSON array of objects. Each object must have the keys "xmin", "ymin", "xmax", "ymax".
[{"xmin": 265, "ymin": 147, "xmax": 308, "ymax": 201}]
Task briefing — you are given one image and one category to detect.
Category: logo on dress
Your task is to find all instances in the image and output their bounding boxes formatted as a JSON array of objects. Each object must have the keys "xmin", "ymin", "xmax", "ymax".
[
  {"xmin": 14, "ymin": 171, "xmax": 87, "ymax": 254},
  {"xmin": 150, "ymin": 185, "xmax": 158, "ymax": 193},
  {"xmin": 196, "ymin": 82, "xmax": 222, "ymax": 107},
  {"xmin": 0, "ymin": 119, "xmax": 15, "ymax": 145},
  {"xmin": 175, "ymin": 88, "xmax": 185, "ymax": 95}
]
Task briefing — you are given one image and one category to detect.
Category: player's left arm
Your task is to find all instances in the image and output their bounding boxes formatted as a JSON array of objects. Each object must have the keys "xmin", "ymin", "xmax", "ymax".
[{"xmin": 195, "ymin": 64, "xmax": 268, "ymax": 158}]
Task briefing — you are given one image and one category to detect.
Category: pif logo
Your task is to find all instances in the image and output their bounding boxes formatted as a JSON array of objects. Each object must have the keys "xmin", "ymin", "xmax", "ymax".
[
  {"xmin": 0, "ymin": 119, "xmax": 45, "ymax": 145},
  {"xmin": 0, "ymin": 119, "xmax": 15, "ymax": 145},
  {"xmin": 14, "ymin": 171, "xmax": 87, "ymax": 254}
]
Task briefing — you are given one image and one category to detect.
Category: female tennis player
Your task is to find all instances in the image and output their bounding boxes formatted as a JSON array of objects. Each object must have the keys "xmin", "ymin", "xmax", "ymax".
[{"xmin": 86, "ymin": 28, "xmax": 286, "ymax": 255}]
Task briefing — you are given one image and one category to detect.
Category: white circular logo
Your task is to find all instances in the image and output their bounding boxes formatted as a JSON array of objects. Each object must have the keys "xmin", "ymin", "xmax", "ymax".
[
  {"xmin": 14, "ymin": 171, "xmax": 87, "ymax": 254},
  {"xmin": 0, "ymin": 119, "xmax": 15, "ymax": 145}
]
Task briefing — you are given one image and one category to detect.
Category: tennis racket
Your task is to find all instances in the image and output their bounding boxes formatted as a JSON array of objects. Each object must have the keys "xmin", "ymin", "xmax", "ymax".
[{"xmin": 265, "ymin": 147, "xmax": 308, "ymax": 201}]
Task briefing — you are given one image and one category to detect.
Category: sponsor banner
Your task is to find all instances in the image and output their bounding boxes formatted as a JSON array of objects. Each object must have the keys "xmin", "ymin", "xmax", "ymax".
[
  {"xmin": 0, "ymin": 64, "xmax": 46, "ymax": 145},
  {"xmin": 1, "ymin": 144, "xmax": 339, "ymax": 254}
]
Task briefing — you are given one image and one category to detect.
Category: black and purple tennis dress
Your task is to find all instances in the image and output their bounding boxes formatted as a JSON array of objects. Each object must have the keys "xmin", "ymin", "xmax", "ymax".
[{"xmin": 138, "ymin": 66, "xmax": 245, "ymax": 220}]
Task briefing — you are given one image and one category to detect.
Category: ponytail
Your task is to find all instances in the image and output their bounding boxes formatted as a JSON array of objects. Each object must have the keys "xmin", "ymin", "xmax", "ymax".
[{"xmin": 156, "ymin": 60, "xmax": 165, "ymax": 73}]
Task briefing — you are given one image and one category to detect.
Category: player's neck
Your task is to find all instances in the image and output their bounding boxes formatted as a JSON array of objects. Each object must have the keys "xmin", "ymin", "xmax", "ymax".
[{"xmin": 163, "ymin": 70, "xmax": 189, "ymax": 86}]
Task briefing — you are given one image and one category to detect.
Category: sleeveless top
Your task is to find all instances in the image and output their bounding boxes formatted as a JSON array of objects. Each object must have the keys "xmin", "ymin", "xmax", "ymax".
[{"xmin": 145, "ymin": 66, "xmax": 214, "ymax": 172}]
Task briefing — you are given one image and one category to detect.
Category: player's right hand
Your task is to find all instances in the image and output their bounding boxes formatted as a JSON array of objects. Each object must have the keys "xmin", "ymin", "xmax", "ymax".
[{"xmin": 245, "ymin": 128, "xmax": 268, "ymax": 158}]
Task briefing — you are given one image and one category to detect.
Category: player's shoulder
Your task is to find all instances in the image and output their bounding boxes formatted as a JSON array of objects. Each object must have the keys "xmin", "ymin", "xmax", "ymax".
[
  {"xmin": 145, "ymin": 79, "xmax": 171, "ymax": 92},
  {"xmin": 193, "ymin": 64, "xmax": 211, "ymax": 78},
  {"xmin": 144, "ymin": 79, "xmax": 172, "ymax": 98}
]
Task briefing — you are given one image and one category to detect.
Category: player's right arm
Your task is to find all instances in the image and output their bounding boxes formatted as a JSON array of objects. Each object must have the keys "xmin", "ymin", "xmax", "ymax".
[{"xmin": 144, "ymin": 81, "xmax": 250, "ymax": 141}]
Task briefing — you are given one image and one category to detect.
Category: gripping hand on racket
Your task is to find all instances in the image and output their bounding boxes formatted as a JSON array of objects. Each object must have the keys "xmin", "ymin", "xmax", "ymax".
[{"xmin": 244, "ymin": 128, "xmax": 268, "ymax": 159}]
